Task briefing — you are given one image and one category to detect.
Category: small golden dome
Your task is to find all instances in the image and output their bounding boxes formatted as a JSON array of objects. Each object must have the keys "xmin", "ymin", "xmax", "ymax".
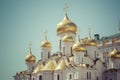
[
  {"xmin": 73, "ymin": 34, "xmax": 86, "ymax": 52},
  {"xmin": 40, "ymin": 32, "xmax": 51, "ymax": 48},
  {"xmin": 86, "ymin": 38, "xmax": 97, "ymax": 46},
  {"xmin": 85, "ymin": 28, "xmax": 97, "ymax": 46},
  {"xmin": 25, "ymin": 52, "xmax": 36, "ymax": 63},
  {"xmin": 40, "ymin": 40, "xmax": 51, "ymax": 48},
  {"xmin": 73, "ymin": 40, "xmax": 86, "ymax": 52},
  {"xmin": 109, "ymin": 48, "xmax": 120, "ymax": 59},
  {"xmin": 62, "ymin": 33, "xmax": 74, "ymax": 42},
  {"xmin": 56, "ymin": 13, "xmax": 77, "ymax": 34}
]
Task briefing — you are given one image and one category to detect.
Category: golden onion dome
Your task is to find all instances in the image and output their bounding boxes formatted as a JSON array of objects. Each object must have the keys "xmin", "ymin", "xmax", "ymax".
[
  {"xmin": 109, "ymin": 48, "xmax": 120, "ymax": 59},
  {"xmin": 73, "ymin": 35, "xmax": 86, "ymax": 52},
  {"xmin": 86, "ymin": 37, "xmax": 97, "ymax": 46},
  {"xmin": 40, "ymin": 40, "xmax": 51, "ymax": 48},
  {"xmin": 40, "ymin": 32, "xmax": 51, "ymax": 48},
  {"xmin": 25, "ymin": 51, "xmax": 36, "ymax": 63},
  {"xmin": 56, "ymin": 13, "xmax": 77, "ymax": 34},
  {"xmin": 62, "ymin": 33, "xmax": 74, "ymax": 42},
  {"xmin": 85, "ymin": 29, "xmax": 97, "ymax": 46},
  {"xmin": 72, "ymin": 39, "xmax": 86, "ymax": 52}
]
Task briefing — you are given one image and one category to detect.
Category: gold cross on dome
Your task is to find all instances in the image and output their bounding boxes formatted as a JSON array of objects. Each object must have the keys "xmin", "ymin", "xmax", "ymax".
[
  {"xmin": 44, "ymin": 30, "xmax": 48, "ymax": 40},
  {"xmin": 29, "ymin": 41, "xmax": 32, "ymax": 53},
  {"xmin": 88, "ymin": 27, "xmax": 91, "ymax": 37},
  {"xmin": 64, "ymin": 3, "xmax": 69, "ymax": 14}
]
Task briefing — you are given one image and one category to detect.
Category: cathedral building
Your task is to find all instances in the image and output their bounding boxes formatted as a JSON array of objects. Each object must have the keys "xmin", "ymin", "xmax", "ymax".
[{"xmin": 13, "ymin": 12, "xmax": 120, "ymax": 80}]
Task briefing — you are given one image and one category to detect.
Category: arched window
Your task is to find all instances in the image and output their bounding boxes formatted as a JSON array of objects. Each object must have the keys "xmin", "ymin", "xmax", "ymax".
[
  {"xmin": 87, "ymin": 72, "xmax": 88, "ymax": 79},
  {"xmin": 41, "ymin": 52, "xmax": 43, "ymax": 58},
  {"xmin": 59, "ymin": 40, "xmax": 61, "ymax": 50},
  {"xmin": 48, "ymin": 52, "xmax": 50, "ymax": 58},
  {"xmin": 63, "ymin": 46, "xmax": 65, "ymax": 55},
  {"xmin": 57, "ymin": 74, "xmax": 60, "ymax": 80},
  {"xmin": 33, "ymin": 78, "xmax": 35, "ymax": 80},
  {"xmin": 89, "ymin": 72, "xmax": 91, "ymax": 79},
  {"xmin": 69, "ymin": 74, "xmax": 72, "ymax": 79},
  {"xmin": 39, "ymin": 75, "xmax": 42, "ymax": 80},
  {"xmin": 97, "ymin": 77, "xmax": 98, "ymax": 80},
  {"xmin": 71, "ymin": 47, "xmax": 72, "ymax": 55}
]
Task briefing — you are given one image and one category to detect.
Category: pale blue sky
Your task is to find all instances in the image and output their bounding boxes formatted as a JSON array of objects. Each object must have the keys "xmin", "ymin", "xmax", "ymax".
[{"xmin": 0, "ymin": 0, "xmax": 120, "ymax": 80}]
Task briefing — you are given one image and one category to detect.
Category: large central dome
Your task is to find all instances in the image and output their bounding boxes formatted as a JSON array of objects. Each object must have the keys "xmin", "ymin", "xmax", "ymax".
[{"xmin": 56, "ymin": 13, "xmax": 77, "ymax": 34}]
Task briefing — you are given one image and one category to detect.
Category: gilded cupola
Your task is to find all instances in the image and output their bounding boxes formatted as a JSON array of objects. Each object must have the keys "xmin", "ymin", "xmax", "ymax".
[
  {"xmin": 25, "ymin": 45, "xmax": 36, "ymax": 63},
  {"xmin": 72, "ymin": 35, "xmax": 86, "ymax": 52},
  {"xmin": 56, "ymin": 13, "xmax": 77, "ymax": 34},
  {"xmin": 62, "ymin": 33, "xmax": 74, "ymax": 42},
  {"xmin": 86, "ymin": 28, "xmax": 97, "ymax": 46},
  {"xmin": 40, "ymin": 32, "xmax": 51, "ymax": 48},
  {"xmin": 109, "ymin": 48, "xmax": 120, "ymax": 59}
]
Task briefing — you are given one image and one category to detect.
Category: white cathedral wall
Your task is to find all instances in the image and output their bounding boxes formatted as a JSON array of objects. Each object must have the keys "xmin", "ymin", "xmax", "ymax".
[
  {"xmin": 86, "ymin": 46, "xmax": 98, "ymax": 60},
  {"xmin": 37, "ymin": 72, "xmax": 43, "ymax": 80},
  {"xmin": 77, "ymin": 67, "xmax": 96, "ymax": 80},
  {"xmin": 83, "ymin": 56, "xmax": 94, "ymax": 65},
  {"xmin": 26, "ymin": 62, "xmax": 35, "ymax": 73},
  {"xmin": 95, "ymin": 60, "xmax": 105, "ymax": 80},
  {"xmin": 62, "ymin": 67, "xmax": 75, "ymax": 80},
  {"xmin": 112, "ymin": 59, "xmax": 120, "ymax": 69},
  {"xmin": 117, "ymin": 70, "xmax": 120, "ymax": 80},
  {"xmin": 73, "ymin": 52, "xmax": 85, "ymax": 64},
  {"xmin": 41, "ymin": 47, "xmax": 51, "ymax": 62},
  {"xmin": 108, "ymin": 58, "xmax": 113, "ymax": 69},
  {"xmin": 37, "ymin": 71, "xmax": 53, "ymax": 80},
  {"xmin": 61, "ymin": 67, "xmax": 96, "ymax": 80},
  {"xmin": 54, "ymin": 71, "xmax": 62, "ymax": 80}
]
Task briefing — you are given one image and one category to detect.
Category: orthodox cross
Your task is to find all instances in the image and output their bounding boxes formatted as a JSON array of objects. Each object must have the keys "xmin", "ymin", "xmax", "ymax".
[
  {"xmin": 44, "ymin": 30, "xmax": 48, "ymax": 40},
  {"xmin": 29, "ymin": 41, "xmax": 32, "ymax": 53},
  {"xmin": 64, "ymin": 3, "xmax": 69, "ymax": 14},
  {"xmin": 88, "ymin": 27, "xmax": 91, "ymax": 38}
]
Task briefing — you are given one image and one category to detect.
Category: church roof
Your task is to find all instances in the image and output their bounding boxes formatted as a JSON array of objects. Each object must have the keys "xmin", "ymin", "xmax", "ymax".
[
  {"xmin": 33, "ymin": 63, "xmax": 43, "ymax": 74},
  {"xmin": 55, "ymin": 59, "xmax": 68, "ymax": 70},
  {"xmin": 41, "ymin": 59, "xmax": 57, "ymax": 71}
]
